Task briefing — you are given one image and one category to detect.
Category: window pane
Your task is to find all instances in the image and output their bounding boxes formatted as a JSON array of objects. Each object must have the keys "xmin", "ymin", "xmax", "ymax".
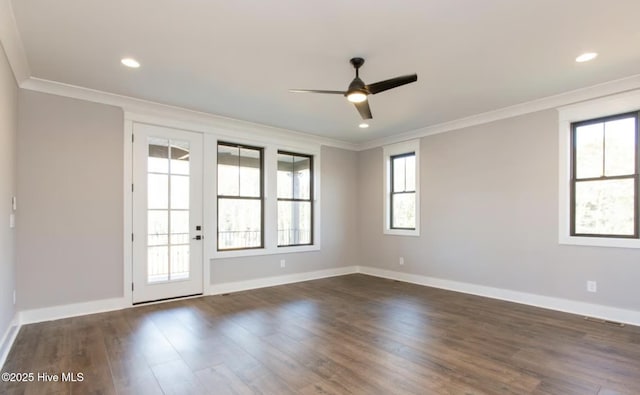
[
  {"xmin": 148, "ymin": 138, "xmax": 169, "ymax": 173},
  {"xmin": 278, "ymin": 201, "xmax": 311, "ymax": 246},
  {"xmin": 170, "ymin": 141, "xmax": 190, "ymax": 176},
  {"xmin": 148, "ymin": 210, "xmax": 168, "ymax": 246},
  {"xmin": 239, "ymin": 148, "xmax": 261, "ymax": 197},
  {"xmin": 575, "ymin": 123, "xmax": 604, "ymax": 179},
  {"xmin": 405, "ymin": 155, "xmax": 416, "ymax": 192},
  {"xmin": 218, "ymin": 198, "xmax": 262, "ymax": 249},
  {"xmin": 170, "ymin": 175, "xmax": 189, "ymax": 209},
  {"xmin": 293, "ymin": 156, "xmax": 311, "ymax": 199},
  {"xmin": 392, "ymin": 193, "xmax": 416, "ymax": 229},
  {"xmin": 605, "ymin": 117, "xmax": 636, "ymax": 177},
  {"xmin": 148, "ymin": 174, "xmax": 168, "ymax": 209},
  {"xmin": 575, "ymin": 179, "xmax": 635, "ymax": 235},
  {"xmin": 148, "ymin": 246, "xmax": 168, "ymax": 283},
  {"xmin": 393, "ymin": 156, "xmax": 406, "ymax": 192},
  {"xmin": 218, "ymin": 144, "xmax": 239, "ymax": 196},
  {"xmin": 277, "ymin": 154, "xmax": 294, "ymax": 199}
]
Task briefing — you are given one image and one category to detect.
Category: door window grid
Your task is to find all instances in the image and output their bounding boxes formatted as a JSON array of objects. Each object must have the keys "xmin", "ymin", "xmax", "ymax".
[{"xmin": 147, "ymin": 138, "xmax": 191, "ymax": 283}]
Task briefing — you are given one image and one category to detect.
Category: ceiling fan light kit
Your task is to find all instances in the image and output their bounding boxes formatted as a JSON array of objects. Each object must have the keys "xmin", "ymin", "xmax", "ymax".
[{"xmin": 290, "ymin": 57, "xmax": 417, "ymax": 120}]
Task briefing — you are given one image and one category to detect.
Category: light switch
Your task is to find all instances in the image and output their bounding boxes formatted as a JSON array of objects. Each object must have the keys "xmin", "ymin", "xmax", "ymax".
[{"xmin": 9, "ymin": 214, "xmax": 15, "ymax": 228}]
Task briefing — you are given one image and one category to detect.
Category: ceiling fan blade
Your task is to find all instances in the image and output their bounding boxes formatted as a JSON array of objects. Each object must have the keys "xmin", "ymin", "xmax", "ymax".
[
  {"xmin": 354, "ymin": 100, "xmax": 372, "ymax": 120},
  {"xmin": 289, "ymin": 89, "xmax": 346, "ymax": 94},
  {"xmin": 366, "ymin": 74, "xmax": 417, "ymax": 95}
]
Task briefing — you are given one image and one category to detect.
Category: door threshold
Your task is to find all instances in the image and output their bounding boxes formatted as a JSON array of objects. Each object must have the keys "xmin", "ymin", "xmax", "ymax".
[{"xmin": 133, "ymin": 293, "xmax": 203, "ymax": 306}]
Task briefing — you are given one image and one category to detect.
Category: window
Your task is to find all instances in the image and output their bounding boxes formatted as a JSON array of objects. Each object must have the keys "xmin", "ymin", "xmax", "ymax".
[
  {"xmin": 558, "ymin": 89, "xmax": 640, "ymax": 248},
  {"xmin": 390, "ymin": 153, "xmax": 416, "ymax": 229},
  {"xmin": 383, "ymin": 140, "xmax": 420, "ymax": 236},
  {"xmin": 277, "ymin": 152, "xmax": 313, "ymax": 246},
  {"xmin": 217, "ymin": 142, "xmax": 263, "ymax": 250},
  {"xmin": 571, "ymin": 112, "xmax": 639, "ymax": 238}
]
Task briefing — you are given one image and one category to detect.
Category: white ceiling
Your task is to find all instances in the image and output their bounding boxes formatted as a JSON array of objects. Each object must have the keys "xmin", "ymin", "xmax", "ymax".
[{"xmin": 9, "ymin": 0, "xmax": 640, "ymax": 144}]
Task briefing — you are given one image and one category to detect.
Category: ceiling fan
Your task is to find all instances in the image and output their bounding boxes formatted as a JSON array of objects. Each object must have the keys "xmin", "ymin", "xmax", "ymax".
[{"xmin": 290, "ymin": 57, "xmax": 417, "ymax": 120}]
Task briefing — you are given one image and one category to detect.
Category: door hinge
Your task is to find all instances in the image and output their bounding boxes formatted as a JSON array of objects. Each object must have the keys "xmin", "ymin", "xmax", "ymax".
[
  {"xmin": 132, "ymin": 283, "xmax": 134, "ymax": 291},
  {"xmin": 132, "ymin": 134, "xmax": 134, "ymax": 143},
  {"xmin": 131, "ymin": 183, "xmax": 134, "ymax": 192},
  {"xmin": 131, "ymin": 233, "xmax": 134, "ymax": 242}
]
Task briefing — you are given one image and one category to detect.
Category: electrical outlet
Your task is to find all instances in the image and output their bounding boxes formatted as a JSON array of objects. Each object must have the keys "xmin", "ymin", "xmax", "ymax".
[
  {"xmin": 399, "ymin": 257, "xmax": 404, "ymax": 265},
  {"xmin": 280, "ymin": 259, "xmax": 285, "ymax": 268},
  {"xmin": 587, "ymin": 281, "xmax": 597, "ymax": 293}
]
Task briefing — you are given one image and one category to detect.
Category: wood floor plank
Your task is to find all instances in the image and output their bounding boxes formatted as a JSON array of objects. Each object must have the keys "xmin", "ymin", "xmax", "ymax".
[{"xmin": 2, "ymin": 274, "xmax": 640, "ymax": 394}]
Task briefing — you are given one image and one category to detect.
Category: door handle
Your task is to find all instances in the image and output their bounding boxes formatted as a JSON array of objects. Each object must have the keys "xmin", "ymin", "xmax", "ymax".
[{"xmin": 192, "ymin": 235, "xmax": 202, "ymax": 240}]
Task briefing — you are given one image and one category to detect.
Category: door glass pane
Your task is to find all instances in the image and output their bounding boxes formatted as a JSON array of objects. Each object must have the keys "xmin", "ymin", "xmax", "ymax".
[
  {"xmin": 392, "ymin": 193, "xmax": 416, "ymax": 229},
  {"xmin": 171, "ymin": 175, "xmax": 190, "ymax": 209},
  {"xmin": 148, "ymin": 246, "xmax": 169, "ymax": 283},
  {"xmin": 217, "ymin": 198, "xmax": 262, "ymax": 249},
  {"xmin": 278, "ymin": 201, "xmax": 311, "ymax": 246},
  {"xmin": 604, "ymin": 117, "xmax": 636, "ymax": 177},
  {"xmin": 575, "ymin": 123, "xmax": 604, "ymax": 179},
  {"xmin": 575, "ymin": 179, "xmax": 635, "ymax": 235},
  {"xmin": 148, "ymin": 138, "xmax": 169, "ymax": 173},
  {"xmin": 148, "ymin": 210, "xmax": 168, "ymax": 246},
  {"xmin": 147, "ymin": 137, "xmax": 192, "ymax": 283},
  {"xmin": 148, "ymin": 174, "xmax": 169, "ymax": 209},
  {"xmin": 170, "ymin": 141, "xmax": 190, "ymax": 176}
]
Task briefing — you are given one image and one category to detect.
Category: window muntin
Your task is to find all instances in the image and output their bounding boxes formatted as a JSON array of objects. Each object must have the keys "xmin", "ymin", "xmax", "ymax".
[
  {"xmin": 217, "ymin": 142, "xmax": 264, "ymax": 250},
  {"xmin": 277, "ymin": 152, "xmax": 313, "ymax": 246},
  {"xmin": 390, "ymin": 152, "xmax": 416, "ymax": 230},
  {"xmin": 571, "ymin": 112, "xmax": 639, "ymax": 238}
]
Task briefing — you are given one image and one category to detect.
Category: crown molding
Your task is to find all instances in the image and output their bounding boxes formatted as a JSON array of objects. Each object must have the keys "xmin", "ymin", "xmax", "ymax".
[
  {"xmin": 0, "ymin": 0, "xmax": 29, "ymax": 84},
  {"xmin": 357, "ymin": 74, "xmax": 640, "ymax": 151},
  {"xmin": 20, "ymin": 77, "xmax": 359, "ymax": 151}
]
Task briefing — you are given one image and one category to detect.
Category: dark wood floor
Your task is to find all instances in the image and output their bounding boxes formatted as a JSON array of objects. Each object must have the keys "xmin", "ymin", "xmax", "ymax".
[{"xmin": 2, "ymin": 274, "xmax": 640, "ymax": 394}]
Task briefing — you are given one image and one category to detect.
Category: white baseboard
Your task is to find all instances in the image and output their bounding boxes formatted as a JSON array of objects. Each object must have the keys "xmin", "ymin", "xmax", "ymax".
[
  {"xmin": 0, "ymin": 314, "xmax": 20, "ymax": 370},
  {"xmin": 18, "ymin": 297, "xmax": 128, "ymax": 326},
  {"xmin": 208, "ymin": 266, "xmax": 358, "ymax": 295},
  {"xmin": 357, "ymin": 266, "xmax": 640, "ymax": 327}
]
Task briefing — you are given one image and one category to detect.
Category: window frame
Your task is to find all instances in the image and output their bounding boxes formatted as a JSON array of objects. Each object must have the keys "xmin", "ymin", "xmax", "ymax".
[
  {"xmin": 569, "ymin": 112, "xmax": 639, "ymax": 239},
  {"xmin": 390, "ymin": 152, "xmax": 417, "ymax": 230},
  {"xmin": 558, "ymin": 89, "xmax": 640, "ymax": 248},
  {"xmin": 276, "ymin": 150, "xmax": 314, "ymax": 247},
  {"xmin": 216, "ymin": 141, "xmax": 265, "ymax": 251},
  {"xmin": 383, "ymin": 139, "xmax": 420, "ymax": 237}
]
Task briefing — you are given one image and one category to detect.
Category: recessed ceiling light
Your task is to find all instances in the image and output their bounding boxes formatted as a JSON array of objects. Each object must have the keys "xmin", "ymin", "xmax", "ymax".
[
  {"xmin": 359, "ymin": 123, "xmax": 369, "ymax": 129},
  {"xmin": 121, "ymin": 58, "xmax": 140, "ymax": 68},
  {"xmin": 575, "ymin": 52, "xmax": 598, "ymax": 63}
]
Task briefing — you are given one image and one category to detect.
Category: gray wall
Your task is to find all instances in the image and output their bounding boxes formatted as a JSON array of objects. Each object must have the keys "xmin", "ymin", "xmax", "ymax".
[
  {"xmin": 0, "ymin": 44, "xmax": 17, "ymax": 338},
  {"xmin": 17, "ymin": 90, "xmax": 124, "ymax": 309},
  {"xmin": 211, "ymin": 145, "xmax": 359, "ymax": 283},
  {"xmin": 358, "ymin": 110, "xmax": 640, "ymax": 311}
]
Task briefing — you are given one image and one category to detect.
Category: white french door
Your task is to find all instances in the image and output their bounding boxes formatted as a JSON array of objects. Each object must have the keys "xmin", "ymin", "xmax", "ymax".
[{"xmin": 132, "ymin": 123, "xmax": 203, "ymax": 303}]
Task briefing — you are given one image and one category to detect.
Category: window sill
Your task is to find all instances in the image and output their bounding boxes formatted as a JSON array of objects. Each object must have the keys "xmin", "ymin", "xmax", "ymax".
[
  {"xmin": 559, "ymin": 235, "xmax": 640, "ymax": 249},
  {"xmin": 384, "ymin": 228, "xmax": 420, "ymax": 237},
  {"xmin": 211, "ymin": 244, "xmax": 321, "ymax": 259}
]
